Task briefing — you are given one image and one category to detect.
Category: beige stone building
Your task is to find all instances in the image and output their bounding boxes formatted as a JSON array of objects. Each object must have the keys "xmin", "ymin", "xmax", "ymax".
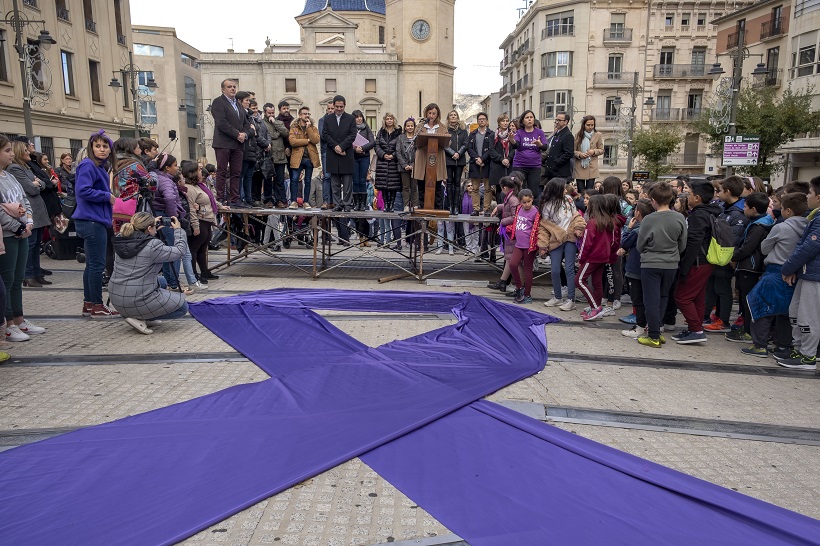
[
  {"xmin": 499, "ymin": 0, "xmax": 755, "ymax": 179},
  {"xmin": 0, "ymin": 0, "xmax": 136, "ymax": 160},
  {"xmin": 715, "ymin": 0, "xmax": 820, "ymax": 182},
  {"xmin": 198, "ymin": 0, "xmax": 456, "ymax": 162},
  {"xmin": 131, "ymin": 25, "xmax": 203, "ymax": 161}
]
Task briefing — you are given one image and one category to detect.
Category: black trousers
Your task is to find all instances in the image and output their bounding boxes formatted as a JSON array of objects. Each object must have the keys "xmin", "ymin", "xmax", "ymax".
[
  {"xmin": 704, "ymin": 270, "xmax": 734, "ymax": 323},
  {"xmin": 751, "ymin": 314, "xmax": 792, "ymax": 349},
  {"xmin": 187, "ymin": 220, "xmax": 213, "ymax": 277},
  {"xmin": 736, "ymin": 271, "xmax": 760, "ymax": 333},
  {"xmin": 629, "ymin": 275, "xmax": 646, "ymax": 329},
  {"xmin": 641, "ymin": 268, "xmax": 677, "ymax": 339}
]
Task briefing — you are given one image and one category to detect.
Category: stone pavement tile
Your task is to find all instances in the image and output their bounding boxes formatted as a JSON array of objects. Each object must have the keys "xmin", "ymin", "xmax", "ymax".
[
  {"xmin": 0, "ymin": 362, "xmax": 264, "ymax": 429},
  {"xmin": 489, "ymin": 364, "xmax": 820, "ymax": 429},
  {"xmin": 549, "ymin": 423, "xmax": 820, "ymax": 520}
]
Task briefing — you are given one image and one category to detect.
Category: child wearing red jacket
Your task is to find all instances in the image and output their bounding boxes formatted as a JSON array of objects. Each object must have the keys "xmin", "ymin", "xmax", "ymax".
[
  {"xmin": 577, "ymin": 194, "xmax": 625, "ymax": 321},
  {"xmin": 508, "ymin": 189, "xmax": 541, "ymax": 304}
]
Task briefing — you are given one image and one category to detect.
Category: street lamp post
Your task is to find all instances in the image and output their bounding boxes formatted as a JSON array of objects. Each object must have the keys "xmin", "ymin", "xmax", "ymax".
[
  {"xmin": 108, "ymin": 51, "xmax": 158, "ymax": 136},
  {"xmin": 2, "ymin": 0, "xmax": 57, "ymax": 137}
]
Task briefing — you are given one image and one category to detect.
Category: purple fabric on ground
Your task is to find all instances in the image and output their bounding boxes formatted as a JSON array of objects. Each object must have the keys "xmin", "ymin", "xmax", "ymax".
[
  {"xmin": 0, "ymin": 290, "xmax": 555, "ymax": 545},
  {"xmin": 363, "ymin": 400, "xmax": 820, "ymax": 545}
]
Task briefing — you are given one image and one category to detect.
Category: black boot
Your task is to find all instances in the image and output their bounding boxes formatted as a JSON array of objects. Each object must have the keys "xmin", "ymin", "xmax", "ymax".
[
  {"xmin": 487, "ymin": 278, "xmax": 508, "ymax": 291},
  {"xmin": 506, "ymin": 286, "xmax": 522, "ymax": 298}
]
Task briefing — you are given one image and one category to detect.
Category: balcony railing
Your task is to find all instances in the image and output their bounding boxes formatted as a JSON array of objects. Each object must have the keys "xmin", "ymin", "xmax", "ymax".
[
  {"xmin": 665, "ymin": 153, "xmax": 706, "ymax": 166},
  {"xmin": 500, "ymin": 57, "xmax": 511, "ymax": 72},
  {"xmin": 22, "ymin": 0, "xmax": 38, "ymax": 7},
  {"xmin": 653, "ymin": 64, "xmax": 708, "ymax": 78},
  {"xmin": 650, "ymin": 108, "xmax": 681, "ymax": 121},
  {"xmin": 85, "ymin": 18, "xmax": 97, "ymax": 33},
  {"xmin": 603, "ymin": 28, "xmax": 633, "ymax": 44},
  {"xmin": 56, "ymin": 6, "xmax": 69, "ymax": 21},
  {"xmin": 592, "ymin": 72, "xmax": 638, "ymax": 86},
  {"xmin": 682, "ymin": 107, "xmax": 703, "ymax": 121},
  {"xmin": 753, "ymin": 68, "xmax": 783, "ymax": 88},
  {"xmin": 117, "ymin": 33, "xmax": 127, "ymax": 46},
  {"xmin": 598, "ymin": 114, "xmax": 621, "ymax": 127},
  {"xmin": 760, "ymin": 18, "xmax": 783, "ymax": 39},
  {"xmin": 520, "ymin": 39, "xmax": 533, "ymax": 59},
  {"xmin": 727, "ymin": 31, "xmax": 739, "ymax": 49},
  {"xmin": 541, "ymin": 24, "xmax": 574, "ymax": 39},
  {"xmin": 500, "ymin": 83, "xmax": 511, "ymax": 98}
]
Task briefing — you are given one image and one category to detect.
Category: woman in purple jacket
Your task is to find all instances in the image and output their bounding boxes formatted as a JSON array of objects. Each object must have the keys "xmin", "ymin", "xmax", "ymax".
[
  {"xmin": 153, "ymin": 154, "xmax": 188, "ymax": 291},
  {"xmin": 510, "ymin": 110, "xmax": 546, "ymax": 198}
]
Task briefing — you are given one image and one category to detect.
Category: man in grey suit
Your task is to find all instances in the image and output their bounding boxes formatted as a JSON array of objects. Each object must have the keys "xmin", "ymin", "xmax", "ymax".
[
  {"xmin": 321, "ymin": 95, "xmax": 357, "ymax": 212},
  {"xmin": 210, "ymin": 79, "xmax": 249, "ymax": 206}
]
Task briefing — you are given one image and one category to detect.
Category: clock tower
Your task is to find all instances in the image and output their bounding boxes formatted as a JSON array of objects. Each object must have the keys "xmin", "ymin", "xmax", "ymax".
[{"xmin": 385, "ymin": 0, "xmax": 456, "ymax": 118}]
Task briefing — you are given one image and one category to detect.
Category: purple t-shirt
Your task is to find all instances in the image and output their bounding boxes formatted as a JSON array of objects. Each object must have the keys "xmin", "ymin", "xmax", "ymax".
[
  {"xmin": 514, "ymin": 206, "xmax": 538, "ymax": 248},
  {"xmin": 512, "ymin": 128, "xmax": 547, "ymax": 169}
]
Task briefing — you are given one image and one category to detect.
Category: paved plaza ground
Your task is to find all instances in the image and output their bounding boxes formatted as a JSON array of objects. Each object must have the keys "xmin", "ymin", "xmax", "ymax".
[{"xmin": 1, "ymin": 243, "xmax": 818, "ymax": 545}]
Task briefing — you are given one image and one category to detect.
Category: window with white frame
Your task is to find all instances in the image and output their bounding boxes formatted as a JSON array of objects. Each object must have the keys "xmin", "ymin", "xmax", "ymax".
[
  {"xmin": 792, "ymin": 31, "xmax": 818, "ymax": 77},
  {"xmin": 539, "ymin": 90, "xmax": 571, "ymax": 119},
  {"xmin": 134, "ymin": 44, "xmax": 164, "ymax": 57},
  {"xmin": 603, "ymin": 140, "xmax": 618, "ymax": 166},
  {"xmin": 542, "ymin": 51, "xmax": 573, "ymax": 77}
]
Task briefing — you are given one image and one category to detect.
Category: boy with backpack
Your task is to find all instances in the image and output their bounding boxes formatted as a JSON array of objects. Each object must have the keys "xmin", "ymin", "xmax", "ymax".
[
  {"xmin": 741, "ymin": 193, "xmax": 809, "ymax": 358},
  {"xmin": 777, "ymin": 177, "xmax": 820, "ymax": 370},
  {"xmin": 673, "ymin": 181, "xmax": 722, "ymax": 344},
  {"xmin": 725, "ymin": 192, "xmax": 775, "ymax": 343}
]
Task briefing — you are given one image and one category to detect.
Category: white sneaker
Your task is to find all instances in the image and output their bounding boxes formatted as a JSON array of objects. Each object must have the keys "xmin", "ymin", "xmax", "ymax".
[
  {"xmin": 303, "ymin": 202, "xmax": 312, "ymax": 209},
  {"xmin": 125, "ymin": 317, "xmax": 154, "ymax": 335},
  {"xmin": 612, "ymin": 300, "xmax": 622, "ymax": 310},
  {"xmin": 18, "ymin": 319, "xmax": 46, "ymax": 335},
  {"xmin": 558, "ymin": 299, "xmax": 577, "ymax": 311},
  {"xmin": 544, "ymin": 297, "xmax": 562, "ymax": 307},
  {"xmin": 193, "ymin": 280, "xmax": 208, "ymax": 290},
  {"xmin": 403, "ymin": 206, "xmax": 410, "ymax": 212},
  {"xmin": 6, "ymin": 325, "xmax": 30, "ymax": 342},
  {"xmin": 621, "ymin": 327, "xmax": 641, "ymax": 338},
  {"xmin": 664, "ymin": 324, "xmax": 677, "ymax": 332},
  {"xmin": 435, "ymin": 247, "xmax": 443, "ymax": 255},
  {"xmin": 600, "ymin": 306, "xmax": 615, "ymax": 317}
]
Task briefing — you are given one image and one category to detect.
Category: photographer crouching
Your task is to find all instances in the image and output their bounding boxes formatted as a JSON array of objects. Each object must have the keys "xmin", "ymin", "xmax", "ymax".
[{"xmin": 108, "ymin": 212, "xmax": 189, "ymax": 335}]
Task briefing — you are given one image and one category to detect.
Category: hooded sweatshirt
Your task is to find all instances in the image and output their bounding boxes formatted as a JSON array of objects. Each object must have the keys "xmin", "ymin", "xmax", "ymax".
[
  {"xmin": 762, "ymin": 215, "xmax": 810, "ymax": 266},
  {"xmin": 579, "ymin": 214, "xmax": 625, "ymax": 264},
  {"xmin": 679, "ymin": 202, "xmax": 723, "ymax": 278}
]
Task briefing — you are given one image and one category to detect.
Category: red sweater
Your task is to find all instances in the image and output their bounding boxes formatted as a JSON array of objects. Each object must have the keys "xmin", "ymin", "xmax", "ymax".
[{"xmin": 578, "ymin": 215, "xmax": 625, "ymax": 264}]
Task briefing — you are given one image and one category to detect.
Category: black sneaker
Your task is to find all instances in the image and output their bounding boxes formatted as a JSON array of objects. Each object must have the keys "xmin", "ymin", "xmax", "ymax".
[
  {"xmin": 772, "ymin": 347, "xmax": 795, "ymax": 361},
  {"xmin": 198, "ymin": 277, "xmax": 209, "ymax": 285},
  {"xmin": 670, "ymin": 330, "xmax": 691, "ymax": 342},
  {"xmin": 776, "ymin": 353, "xmax": 817, "ymax": 370}
]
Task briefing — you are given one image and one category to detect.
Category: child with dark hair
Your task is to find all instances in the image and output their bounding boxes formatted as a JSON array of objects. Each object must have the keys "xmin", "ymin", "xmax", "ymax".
[
  {"xmin": 620, "ymin": 199, "xmax": 654, "ymax": 338},
  {"xmin": 538, "ymin": 177, "xmax": 584, "ymax": 311},
  {"xmin": 508, "ymin": 189, "xmax": 540, "ymax": 304},
  {"xmin": 725, "ymin": 192, "xmax": 775, "ymax": 343},
  {"xmin": 742, "ymin": 193, "xmax": 809, "ymax": 358},
  {"xmin": 777, "ymin": 178, "xmax": 820, "ymax": 369},
  {"xmin": 672, "ymin": 181, "xmax": 722, "ymax": 344},
  {"xmin": 635, "ymin": 183, "xmax": 687, "ymax": 347}
]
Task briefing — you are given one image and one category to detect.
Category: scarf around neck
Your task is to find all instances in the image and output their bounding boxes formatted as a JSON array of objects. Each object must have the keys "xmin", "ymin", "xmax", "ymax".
[{"xmin": 581, "ymin": 131, "xmax": 593, "ymax": 169}]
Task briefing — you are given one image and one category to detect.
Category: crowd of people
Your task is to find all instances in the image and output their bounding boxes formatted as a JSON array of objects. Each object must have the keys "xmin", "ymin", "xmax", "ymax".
[{"xmin": 1, "ymin": 89, "xmax": 817, "ymax": 372}]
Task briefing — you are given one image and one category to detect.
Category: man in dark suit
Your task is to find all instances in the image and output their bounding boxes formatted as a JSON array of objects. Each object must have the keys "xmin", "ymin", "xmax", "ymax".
[
  {"xmin": 321, "ymin": 95, "xmax": 357, "ymax": 212},
  {"xmin": 210, "ymin": 79, "xmax": 249, "ymax": 206},
  {"xmin": 541, "ymin": 111, "xmax": 574, "ymax": 191}
]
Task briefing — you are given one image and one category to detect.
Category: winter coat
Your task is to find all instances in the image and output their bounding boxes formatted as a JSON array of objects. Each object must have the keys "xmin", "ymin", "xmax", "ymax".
[
  {"xmin": 242, "ymin": 113, "xmax": 269, "ymax": 165},
  {"xmin": 542, "ymin": 127, "xmax": 574, "ymax": 180},
  {"xmin": 374, "ymin": 128, "xmax": 402, "ymax": 192},
  {"xmin": 621, "ymin": 221, "xmax": 642, "ymax": 279},
  {"xmin": 153, "ymin": 171, "xmax": 185, "ymax": 219},
  {"xmin": 263, "ymin": 117, "xmax": 289, "ymax": 165},
  {"xmin": 579, "ymin": 215, "xmax": 625, "ymax": 264},
  {"xmin": 288, "ymin": 123, "xmax": 321, "ymax": 169},
  {"xmin": 679, "ymin": 203, "xmax": 722, "ymax": 278},
  {"xmin": 210, "ymin": 94, "xmax": 250, "ymax": 151},
  {"xmin": 321, "ymin": 112, "xmax": 357, "ymax": 175},
  {"xmin": 572, "ymin": 131, "xmax": 604, "ymax": 180},
  {"xmin": 781, "ymin": 207, "xmax": 820, "ymax": 281},
  {"xmin": 56, "ymin": 166, "xmax": 75, "ymax": 194},
  {"xmin": 7, "ymin": 163, "xmax": 50, "ymax": 229},
  {"xmin": 537, "ymin": 212, "xmax": 586, "ymax": 253},
  {"xmin": 72, "ymin": 158, "xmax": 112, "ymax": 226},
  {"xmin": 499, "ymin": 191, "xmax": 520, "ymax": 259},
  {"xmin": 467, "ymin": 128, "xmax": 494, "ymax": 179},
  {"xmin": 720, "ymin": 198, "xmax": 748, "ymax": 245},
  {"xmin": 762, "ymin": 215, "xmax": 810, "ymax": 265},
  {"xmin": 413, "ymin": 124, "xmax": 450, "ymax": 182},
  {"xmin": 353, "ymin": 125, "xmax": 375, "ymax": 159},
  {"xmin": 444, "ymin": 124, "xmax": 468, "ymax": 166},
  {"xmin": 108, "ymin": 229, "xmax": 187, "ymax": 320},
  {"xmin": 396, "ymin": 133, "xmax": 416, "ymax": 177},
  {"xmin": 27, "ymin": 159, "xmax": 62, "ymax": 218},
  {"xmin": 732, "ymin": 214, "xmax": 775, "ymax": 274},
  {"xmin": 0, "ymin": 170, "xmax": 33, "ymax": 238},
  {"xmin": 184, "ymin": 183, "xmax": 217, "ymax": 232},
  {"xmin": 488, "ymin": 133, "xmax": 515, "ymax": 185}
]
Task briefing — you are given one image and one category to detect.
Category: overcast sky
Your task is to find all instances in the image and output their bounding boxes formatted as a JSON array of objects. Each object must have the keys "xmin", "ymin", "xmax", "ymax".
[{"xmin": 130, "ymin": 1, "xmax": 522, "ymax": 96}]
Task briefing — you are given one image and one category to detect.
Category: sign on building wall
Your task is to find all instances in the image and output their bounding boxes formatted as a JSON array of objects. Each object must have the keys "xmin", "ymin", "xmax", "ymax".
[{"xmin": 723, "ymin": 135, "xmax": 760, "ymax": 166}]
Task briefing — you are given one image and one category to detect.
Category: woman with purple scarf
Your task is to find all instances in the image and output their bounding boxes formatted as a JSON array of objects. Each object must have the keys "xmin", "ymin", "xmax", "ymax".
[{"xmin": 180, "ymin": 160, "xmax": 220, "ymax": 285}]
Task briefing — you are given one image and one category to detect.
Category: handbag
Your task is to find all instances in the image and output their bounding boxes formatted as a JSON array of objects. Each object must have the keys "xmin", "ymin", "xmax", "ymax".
[
  {"xmin": 60, "ymin": 194, "xmax": 77, "ymax": 218},
  {"xmin": 112, "ymin": 196, "xmax": 138, "ymax": 223}
]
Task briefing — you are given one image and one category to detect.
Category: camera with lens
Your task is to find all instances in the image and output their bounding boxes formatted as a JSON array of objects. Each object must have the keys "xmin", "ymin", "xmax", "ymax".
[{"xmin": 156, "ymin": 217, "xmax": 173, "ymax": 228}]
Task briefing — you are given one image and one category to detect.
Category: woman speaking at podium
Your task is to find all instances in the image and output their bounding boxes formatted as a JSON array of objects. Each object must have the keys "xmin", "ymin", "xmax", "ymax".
[{"xmin": 413, "ymin": 103, "xmax": 449, "ymax": 211}]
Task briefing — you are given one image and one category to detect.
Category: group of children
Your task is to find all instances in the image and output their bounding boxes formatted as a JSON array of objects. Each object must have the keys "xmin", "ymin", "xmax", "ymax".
[{"xmin": 488, "ymin": 171, "xmax": 820, "ymax": 370}]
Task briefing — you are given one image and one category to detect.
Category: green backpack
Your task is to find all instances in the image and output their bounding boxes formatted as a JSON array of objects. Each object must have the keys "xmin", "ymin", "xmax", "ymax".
[{"xmin": 706, "ymin": 215, "xmax": 735, "ymax": 266}]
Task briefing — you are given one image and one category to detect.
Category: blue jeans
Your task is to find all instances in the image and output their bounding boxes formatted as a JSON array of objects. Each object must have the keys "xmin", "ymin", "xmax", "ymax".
[
  {"xmin": 75, "ymin": 219, "xmax": 108, "ymax": 305},
  {"xmin": 549, "ymin": 242, "xmax": 577, "ymax": 300},
  {"xmin": 25, "ymin": 226, "xmax": 43, "ymax": 278},
  {"xmin": 353, "ymin": 156, "xmax": 370, "ymax": 194},
  {"xmin": 159, "ymin": 226, "xmax": 181, "ymax": 287},
  {"xmin": 240, "ymin": 160, "xmax": 256, "ymax": 202},
  {"xmin": 155, "ymin": 276, "xmax": 190, "ymax": 319},
  {"xmin": 290, "ymin": 157, "xmax": 313, "ymax": 203}
]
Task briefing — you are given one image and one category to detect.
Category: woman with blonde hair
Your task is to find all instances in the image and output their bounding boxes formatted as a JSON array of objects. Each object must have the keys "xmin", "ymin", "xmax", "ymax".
[
  {"xmin": 573, "ymin": 115, "xmax": 604, "ymax": 193},
  {"xmin": 109, "ymin": 212, "xmax": 188, "ymax": 334}
]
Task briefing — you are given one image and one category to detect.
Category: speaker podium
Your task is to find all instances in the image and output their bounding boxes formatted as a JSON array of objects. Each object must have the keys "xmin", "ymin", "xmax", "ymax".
[{"xmin": 413, "ymin": 133, "xmax": 451, "ymax": 218}]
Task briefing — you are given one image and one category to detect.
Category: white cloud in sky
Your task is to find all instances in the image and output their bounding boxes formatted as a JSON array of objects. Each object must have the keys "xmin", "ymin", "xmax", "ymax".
[{"xmin": 130, "ymin": 0, "xmax": 521, "ymax": 95}]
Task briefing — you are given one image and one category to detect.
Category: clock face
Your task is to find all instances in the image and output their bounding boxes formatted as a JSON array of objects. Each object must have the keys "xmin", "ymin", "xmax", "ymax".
[{"xmin": 411, "ymin": 19, "xmax": 431, "ymax": 41}]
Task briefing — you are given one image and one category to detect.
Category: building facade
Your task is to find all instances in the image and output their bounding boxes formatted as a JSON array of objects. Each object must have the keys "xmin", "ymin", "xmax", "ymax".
[
  {"xmin": 131, "ymin": 26, "xmax": 203, "ymax": 161},
  {"xmin": 199, "ymin": 0, "xmax": 456, "ymax": 163},
  {"xmin": 499, "ymin": 0, "xmax": 755, "ymax": 180},
  {"xmin": 0, "ymin": 0, "xmax": 136, "ymax": 160}
]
